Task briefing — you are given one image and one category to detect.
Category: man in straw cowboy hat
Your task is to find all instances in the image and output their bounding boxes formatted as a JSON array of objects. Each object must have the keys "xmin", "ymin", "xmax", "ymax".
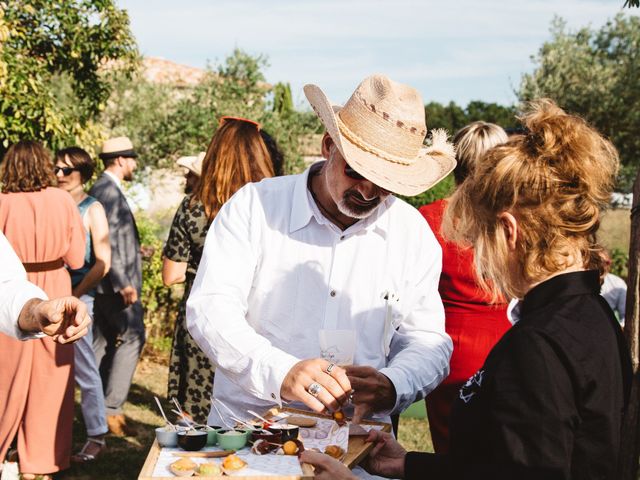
[
  {"xmin": 89, "ymin": 136, "xmax": 145, "ymax": 437},
  {"xmin": 187, "ymin": 75, "xmax": 455, "ymax": 456}
]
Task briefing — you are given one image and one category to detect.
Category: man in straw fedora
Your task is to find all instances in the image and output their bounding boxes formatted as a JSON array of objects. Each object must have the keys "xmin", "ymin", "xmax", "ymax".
[
  {"xmin": 89, "ymin": 136, "xmax": 144, "ymax": 437},
  {"xmin": 187, "ymin": 75, "xmax": 455, "ymax": 459}
]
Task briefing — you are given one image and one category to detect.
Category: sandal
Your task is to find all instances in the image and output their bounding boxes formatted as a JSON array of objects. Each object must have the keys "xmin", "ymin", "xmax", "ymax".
[{"xmin": 70, "ymin": 437, "xmax": 107, "ymax": 464}]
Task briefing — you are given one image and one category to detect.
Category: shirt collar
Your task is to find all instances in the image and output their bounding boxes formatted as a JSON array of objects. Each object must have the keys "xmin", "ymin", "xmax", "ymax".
[
  {"xmin": 289, "ymin": 165, "xmax": 317, "ymax": 233},
  {"xmin": 289, "ymin": 162, "xmax": 392, "ymax": 238},
  {"xmin": 520, "ymin": 270, "xmax": 601, "ymax": 319},
  {"xmin": 103, "ymin": 170, "xmax": 123, "ymax": 191}
]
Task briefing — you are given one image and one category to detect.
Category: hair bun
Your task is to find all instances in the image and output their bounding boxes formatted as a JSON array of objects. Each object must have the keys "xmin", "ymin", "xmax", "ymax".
[{"xmin": 521, "ymin": 99, "xmax": 619, "ymax": 205}]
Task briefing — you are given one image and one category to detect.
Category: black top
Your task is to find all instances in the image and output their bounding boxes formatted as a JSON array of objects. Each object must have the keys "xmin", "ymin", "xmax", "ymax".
[{"xmin": 406, "ymin": 270, "xmax": 631, "ymax": 480}]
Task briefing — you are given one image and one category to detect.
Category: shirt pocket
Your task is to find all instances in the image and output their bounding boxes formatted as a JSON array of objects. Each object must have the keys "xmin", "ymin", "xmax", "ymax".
[{"xmin": 354, "ymin": 291, "xmax": 404, "ymax": 363}]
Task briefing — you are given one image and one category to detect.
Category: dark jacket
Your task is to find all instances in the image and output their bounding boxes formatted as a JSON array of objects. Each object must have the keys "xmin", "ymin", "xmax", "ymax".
[
  {"xmin": 89, "ymin": 173, "xmax": 142, "ymax": 295},
  {"xmin": 407, "ymin": 270, "xmax": 631, "ymax": 480}
]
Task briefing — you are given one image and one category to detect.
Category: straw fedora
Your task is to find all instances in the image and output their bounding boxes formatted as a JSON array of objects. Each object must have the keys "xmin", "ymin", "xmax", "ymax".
[
  {"xmin": 304, "ymin": 74, "xmax": 456, "ymax": 196},
  {"xmin": 99, "ymin": 136, "xmax": 138, "ymax": 160},
  {"xmin": 176, "ymin": 152, "xmax": 205, "ymax": 176}
]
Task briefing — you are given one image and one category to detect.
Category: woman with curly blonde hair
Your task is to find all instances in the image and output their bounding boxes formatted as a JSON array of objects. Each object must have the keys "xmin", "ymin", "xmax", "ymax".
[{"xmin": 301, "ymin": 100, "xmax": 632, "ymax": 480}]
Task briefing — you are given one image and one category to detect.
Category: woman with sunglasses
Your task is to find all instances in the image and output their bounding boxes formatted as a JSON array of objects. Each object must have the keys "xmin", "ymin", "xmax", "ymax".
[
  {"xmin": 162, "ymin": 116, "xmax": 281, "ymax": 423},
  {"xmin": 0, "ymin": 141, "xmax": 86, "ymax": 479},
  {"xmin": 55, "ymin": 147, "xmax": 111, "ymax": 463},
  {"xmin": 301, "ymin": 100, "xmax": 631, "ymax": 480}
]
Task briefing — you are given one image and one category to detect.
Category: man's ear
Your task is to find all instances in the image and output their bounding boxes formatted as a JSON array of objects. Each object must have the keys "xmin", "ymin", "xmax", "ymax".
[
  {"xmin": 320, "ymin": 133, "xmax": 333, "ymax": 160},
  {"xmin": 498, "ymin": 212, "xmax": 518, "ymax": 250}
]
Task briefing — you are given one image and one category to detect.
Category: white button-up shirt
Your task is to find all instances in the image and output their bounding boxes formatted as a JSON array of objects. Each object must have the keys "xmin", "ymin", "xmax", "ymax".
[
  {"xmin": 0, "ymin": 231, "xmax": 47, "ymax": 339},
  {"xmin": 187, "ymin": 166, "xmax": 452, "ymax": 424}
]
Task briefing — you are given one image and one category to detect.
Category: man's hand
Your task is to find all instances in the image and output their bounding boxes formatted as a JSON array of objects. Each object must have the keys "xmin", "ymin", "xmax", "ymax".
[
  {"xmin": 119, "ymin": 285, "xmax": 138, "ymax": 306},
  {"xmin": 362, "ymin": 429, "xmax": 407, "ymax": 478},
  {"xmin": 345, "ymin": 365, "xmax": 396, "ymax": 424},
  {"xmin": 299, "ymin": 451, "xmax": 357, "ymax": 480},
  {"xmin": 19, "ymin": 297, "xmax": 91, "ymax": 344},
  {"xmin": 281, "ymin": 359, "xmax": 351, "ymax": 413}
]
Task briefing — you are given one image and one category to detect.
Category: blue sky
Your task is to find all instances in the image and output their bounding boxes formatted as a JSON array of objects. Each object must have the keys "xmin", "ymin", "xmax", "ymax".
[{"xmin": 117, "ymin": 0, "xmax": 637, "ymax": 108}]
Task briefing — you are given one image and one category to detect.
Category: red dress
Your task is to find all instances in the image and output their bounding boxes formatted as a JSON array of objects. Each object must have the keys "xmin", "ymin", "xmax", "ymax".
[{"xmin": 420, "ymin": 199, "xmax": 510, "ymax": 453}]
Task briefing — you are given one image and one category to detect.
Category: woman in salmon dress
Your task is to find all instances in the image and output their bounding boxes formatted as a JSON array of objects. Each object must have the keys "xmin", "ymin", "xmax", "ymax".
[{"xmin": 0, "ymin": 141, "xmax": 86, "ymax": 479}]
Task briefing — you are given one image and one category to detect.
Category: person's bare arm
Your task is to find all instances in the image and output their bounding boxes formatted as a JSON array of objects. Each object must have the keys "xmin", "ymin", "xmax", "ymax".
[
  {"xmin": 162, "ymin": 257, "xmax": 188, "ymax": 286},
  {"xmin": 72, "ymin": 202, "xmax": 111, "ymax": 298}
]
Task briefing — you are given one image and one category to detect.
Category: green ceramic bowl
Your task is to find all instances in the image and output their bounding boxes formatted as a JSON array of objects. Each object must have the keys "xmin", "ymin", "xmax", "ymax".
[{"xmin": 216, "ymin": 429, "xmax": 248, "ymax": 450}]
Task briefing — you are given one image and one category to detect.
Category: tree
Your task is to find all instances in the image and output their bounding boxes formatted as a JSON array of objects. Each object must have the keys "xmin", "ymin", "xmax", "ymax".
[
  {"xmin": 0, "ymin": 0, "xmax": 138, "ymax": 157},
  {"xmin": 424, "ymin": 100, "xmax": 517, "ymax": 136},
  {"xmin": 102, "ymin": 49, "xmax": 309, "ymax": 174},
  {"xmin": 519, "ymin": 15, "xmax": 640, "ymax": 191}
]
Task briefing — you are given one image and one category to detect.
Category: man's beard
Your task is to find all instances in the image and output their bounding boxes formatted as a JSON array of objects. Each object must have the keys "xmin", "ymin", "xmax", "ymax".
[
  {"xmin": 124, "ymin": 170, "xmax": 134, "ymax": 181},
  {"xmin": 337, "ymin": 189, "xmax": 382, "ymax": 219}
]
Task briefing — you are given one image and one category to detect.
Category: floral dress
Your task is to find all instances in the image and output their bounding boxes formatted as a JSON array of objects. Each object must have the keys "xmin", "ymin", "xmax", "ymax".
[{"xmin": 164, "ymin": 195, "xmax": 214, "ymax": 423}]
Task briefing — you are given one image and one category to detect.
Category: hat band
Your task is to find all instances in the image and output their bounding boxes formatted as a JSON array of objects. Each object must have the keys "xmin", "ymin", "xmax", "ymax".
[
  {"xmin": 336, "ymin": 115, "xmax": 415, "ymax": 166},
  {"xmin": 99, "ymin": 149, "xmax": 137, "ymax": 160}
]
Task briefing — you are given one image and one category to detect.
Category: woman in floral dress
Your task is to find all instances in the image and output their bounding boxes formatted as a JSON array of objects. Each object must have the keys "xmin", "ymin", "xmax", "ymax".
[{"xmin": 162, "ymin": 117, "xmax": 281, "ymax": 423}]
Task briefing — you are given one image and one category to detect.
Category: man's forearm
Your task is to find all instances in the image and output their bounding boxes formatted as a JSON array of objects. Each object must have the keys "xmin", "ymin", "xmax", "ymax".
[{"xmin": 17, "ymin": 298, "xmax": 45, "ymax": 333}]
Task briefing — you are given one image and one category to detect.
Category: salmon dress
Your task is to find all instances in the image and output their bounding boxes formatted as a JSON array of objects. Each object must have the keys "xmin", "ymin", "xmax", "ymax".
[{"xmin": 0, "ymin": 187, "xmax": 85, "ymax": 474}]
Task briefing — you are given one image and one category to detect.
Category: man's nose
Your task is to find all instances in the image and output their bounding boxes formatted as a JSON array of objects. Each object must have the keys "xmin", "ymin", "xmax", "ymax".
[{"xmin": 356, "ymin": 180, "xmax": 381, "ymax": 201}]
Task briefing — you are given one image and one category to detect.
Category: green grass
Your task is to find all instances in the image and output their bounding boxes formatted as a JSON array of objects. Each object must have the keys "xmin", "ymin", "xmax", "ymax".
[{"xmin": 55, "ymin": 357, "xmax": 432, "ymax": 479}]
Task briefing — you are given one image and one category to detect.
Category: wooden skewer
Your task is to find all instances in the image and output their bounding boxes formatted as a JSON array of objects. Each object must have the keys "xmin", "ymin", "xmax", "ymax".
[{"xmin": 171, "ymin": 450, "xmax": 235, "ymax": 458}]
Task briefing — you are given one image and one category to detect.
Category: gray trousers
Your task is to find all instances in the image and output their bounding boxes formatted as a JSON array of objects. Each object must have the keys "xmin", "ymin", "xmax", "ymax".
[{"xmin": 92, "ymin": 293, "xmax": 145, "ymax": 416}]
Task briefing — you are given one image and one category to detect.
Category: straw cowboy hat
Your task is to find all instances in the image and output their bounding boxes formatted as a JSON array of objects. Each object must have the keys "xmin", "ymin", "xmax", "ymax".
[
  {"xmin": 304, "ymin": 74, "xmax": 456, "ymax": 196},
  {"xmin": 176, "ymin": 151, "xmax": 205, "ymax": 176},
  {"xmin": 99, "ymin": 136, "xmax": 138, "ymax": 160}
]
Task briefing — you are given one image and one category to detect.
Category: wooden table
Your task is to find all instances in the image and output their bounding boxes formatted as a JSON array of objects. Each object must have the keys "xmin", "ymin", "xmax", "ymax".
[{"xmin": 138, "ymin": 408, "xmax": 391, "ymax": 479}]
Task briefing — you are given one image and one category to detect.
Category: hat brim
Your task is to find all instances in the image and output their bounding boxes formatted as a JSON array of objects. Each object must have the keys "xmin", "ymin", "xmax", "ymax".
[
  {"xmin": 99, "ymin": 149, "xmax": 138, "ymax": 160},
  {"xmin": 303, "ymin": 84, "xmax": 456, "ymax": 196},
  {"xmin": 176, "ymin": 158, "xmax": 200, "ymax": 176}
]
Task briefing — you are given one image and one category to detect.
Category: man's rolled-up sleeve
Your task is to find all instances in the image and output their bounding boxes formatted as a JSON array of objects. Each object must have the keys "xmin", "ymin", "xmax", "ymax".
[
  {"xmin": 379, "ymin": 226, "xmax": 452, "ymax": 414},
  {"xmin": 186, "ymin": 185, "xmax": 299, "ymax": 405},
  {"xmin": 0, "ymin": 232, "xmax": 47, "ymax": 340}
]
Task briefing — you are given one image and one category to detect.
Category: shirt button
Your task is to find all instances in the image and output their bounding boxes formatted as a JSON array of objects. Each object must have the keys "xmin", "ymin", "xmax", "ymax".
[
  {"xmin": 330, "ymin": 290, "xmax": 336, "ymax": 297},
  {"xmin": 271, "ymin": 393, "xmax": 276, "ymax": 399},
  {"xmin": 340, "ymin": 235, "xmax": 345, "ymax": 240}
]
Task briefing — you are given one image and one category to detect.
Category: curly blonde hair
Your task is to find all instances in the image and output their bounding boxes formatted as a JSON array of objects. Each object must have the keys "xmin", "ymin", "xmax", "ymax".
[{"xmin": 443, "ymin": 99, "xmax": 619, "ymax": 300}]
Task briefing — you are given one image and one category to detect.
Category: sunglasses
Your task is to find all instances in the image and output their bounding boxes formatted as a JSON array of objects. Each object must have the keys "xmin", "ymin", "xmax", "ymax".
[
  {"xmin": 219, "ymin": 116, "xmax": 261, "ymax": 130},
  {"xmin": 54, "ymin": 166, "xmax": 78, "ymax": 176},
  {"xmin": 344, "ymin": 163, "xmax": 366, "ymax": 181}
]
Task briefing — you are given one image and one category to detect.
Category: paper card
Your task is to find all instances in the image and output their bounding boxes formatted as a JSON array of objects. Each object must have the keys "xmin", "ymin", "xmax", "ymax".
[{"xmin": 318, "ymin": 329, "xmax": 356, "ymax": 366}]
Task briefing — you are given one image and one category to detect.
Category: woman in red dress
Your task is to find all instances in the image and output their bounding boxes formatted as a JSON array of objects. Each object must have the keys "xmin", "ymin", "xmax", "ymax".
[{"xmin": 419, "ymin": 122, "xmax": 510, "ymax": 453}]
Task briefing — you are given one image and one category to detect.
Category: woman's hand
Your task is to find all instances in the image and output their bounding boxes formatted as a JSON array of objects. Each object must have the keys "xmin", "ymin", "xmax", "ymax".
[
  {"xmin": 362, "ymin": 429, "xmax": 407, "ymax": 478},
  {"xmin": 299, "ymin": 451, "xmax": 357, "ymax": 480}
]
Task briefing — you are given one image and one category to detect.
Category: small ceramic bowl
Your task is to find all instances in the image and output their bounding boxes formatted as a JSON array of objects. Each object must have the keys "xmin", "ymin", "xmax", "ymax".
[
  {"xmin": 250, "ymin": 428, "xmax": 282, "ymax": 445},
  {"xmin": 196, "ymin": 425, "xmax": 220, "ymax": 447},
  {"xmin": 267, "ymin": 424, "xmax": 299, "ymax": 442},
  {"xmin": 177, "ymin": 430, "xmax": 208, "ymax": 451},
  {"xmin": 217, "ymin": 429, "xmax": 248, "ymax": 450},
  {"xmin": 155, "ymin": 426, "xmax": 179, "ymax": 448}
]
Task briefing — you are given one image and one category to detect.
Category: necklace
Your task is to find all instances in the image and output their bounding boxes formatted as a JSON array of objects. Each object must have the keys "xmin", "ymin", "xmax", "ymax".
[{"xmin": 308, "ymin": 173, "xmax": 349, "ymax": 231}]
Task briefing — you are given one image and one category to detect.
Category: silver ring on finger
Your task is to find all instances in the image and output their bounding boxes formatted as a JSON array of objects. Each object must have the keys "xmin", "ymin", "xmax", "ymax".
[
  {"xmin": 325, "ymin": 363, "xmax": 336, "ymax": 375},
  {"xmin": 307, "ymin": 382, "xmax": 323, "ymax": 398}
]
